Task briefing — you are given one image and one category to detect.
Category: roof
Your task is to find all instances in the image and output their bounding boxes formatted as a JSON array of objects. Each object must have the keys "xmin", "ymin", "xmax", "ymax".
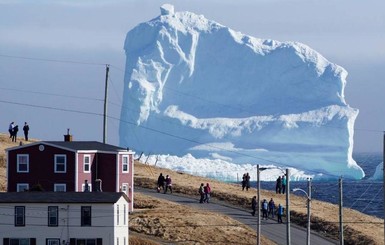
[
  {"xmin": 6, "ymin": 141, "xmax": 132, "ymax": 153},
  {"xmin": 0, "ymin": 192, "xmax": 130, "ymax": 204}
]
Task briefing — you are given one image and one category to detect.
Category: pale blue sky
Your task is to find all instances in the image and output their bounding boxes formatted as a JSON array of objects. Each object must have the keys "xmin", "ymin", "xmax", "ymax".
[{"xmin": 0, "ymin": 0, "xmax": 384, "ymax": 152}]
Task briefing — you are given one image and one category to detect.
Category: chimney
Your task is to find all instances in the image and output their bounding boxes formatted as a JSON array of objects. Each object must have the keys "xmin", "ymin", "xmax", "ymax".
[{"xmin": 64, "ymin": 128, "xmax": 73, "ymax": 142}]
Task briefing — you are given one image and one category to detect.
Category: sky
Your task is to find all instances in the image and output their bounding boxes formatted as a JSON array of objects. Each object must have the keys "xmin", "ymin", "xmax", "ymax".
[{"xmin": 0, "ymin": 0, "xmax": 384, "ymax": 153}]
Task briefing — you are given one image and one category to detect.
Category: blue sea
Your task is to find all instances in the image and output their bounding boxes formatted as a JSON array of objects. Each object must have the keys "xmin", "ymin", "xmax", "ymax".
[{"xmin": 259, "ymin": 153, "xmax": 384, "ymax": 219}]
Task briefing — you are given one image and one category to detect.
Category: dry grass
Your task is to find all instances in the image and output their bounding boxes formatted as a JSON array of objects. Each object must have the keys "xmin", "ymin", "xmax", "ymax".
[{"xmin": 131, "ymin": 193, "xmax": 275, "ymax": 245}]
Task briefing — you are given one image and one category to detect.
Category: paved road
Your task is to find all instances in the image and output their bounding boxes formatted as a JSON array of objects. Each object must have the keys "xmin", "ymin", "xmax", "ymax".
[{"xmin": 136, "ymin": 187, "xmax": 338, "ymax": 245}]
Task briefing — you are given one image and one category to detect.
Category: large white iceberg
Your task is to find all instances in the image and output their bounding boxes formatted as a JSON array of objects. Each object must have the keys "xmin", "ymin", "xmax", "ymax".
[{"xmin": 119, "ymin": 5, "xmax": 364, "ymax": 180}]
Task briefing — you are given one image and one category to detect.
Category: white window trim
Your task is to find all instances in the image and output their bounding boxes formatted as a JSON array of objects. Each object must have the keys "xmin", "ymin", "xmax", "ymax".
[
  {"xmin": 83, "ymin": 155, "xmax": 91, "ymax": 173},
  {"xmin": 54, "ymin": 183, "xmax": 66, "ymax": 192},
  {"xmin": 122, "ymin": 155, "xmax": 129, "ymax": 173},
  {"xmin": 17, "ymin": 183, "xmax": 29, "ymax": 192},
  {"xmin": 82, "ymin": 183, "xmax": 92, "ymax": 192},
  {"xmin": 54, "ymin": 154, "xmax": 67, "ymax": 173},
  {"xmin": 17, "ymin": 154, "xmax": 29, "ymax": 173}
]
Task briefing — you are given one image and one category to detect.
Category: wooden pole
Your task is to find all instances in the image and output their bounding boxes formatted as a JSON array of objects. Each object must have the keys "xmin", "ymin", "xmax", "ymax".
[
  {"xmin": 103, "ymin": 64, "xmax": 110, "ymax": 144},
  {"xmin": 383, "ymin": 132, "xmax": 385, "ymax": 245},
  {"xmin": 339, "ymin": 177, "xmax": 344, "ymax": 245},
  {"xmin": 286, "ymin": 168, "xmax": 291, "ymax": 245},
  {"xmin": 307, "ymin": 178, "xmax": 312, "ymax": 245},
  {"xmin": 257, "ymin": 164, "xmax": 261, "ymax": 245}
]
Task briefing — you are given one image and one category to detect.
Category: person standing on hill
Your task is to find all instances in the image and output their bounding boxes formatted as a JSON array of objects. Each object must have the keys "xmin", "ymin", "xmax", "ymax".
[
  {"xmin": 157, "ymin": 173, "xmax": 165, "ymax": 192},
  {"xmin": 8, "ymin": 122, "xmax": 14, "ymax": 138},
  {"xmin": 11, "ymin": 125, "xmax": 18, "ymax": 142},
  {"xmin": 199, "ymin": 183, "xmax": 205, "ymax": 203},
  {"xmin": 251, "ymin": 196, "xmax": 257, "ymax": 216},
  {"xmin": 276, "ymin": 176, "xmax": 282, "ymax": 194},
  {"xmin": 23, "ymin": 122, "xmax": 29, "ymax": 141},
  {"xmin": 245, "ymin": 172, "xmax": 251, "ymax": 191},
  {"xmin": 203, "ymin": 183, "xmax": 211, "ymax": 203},
  {"xmin": 282, "ymin": 175, "xmax": 287, "ymax": 194},
  {"xmin": 277, "ymin": 204, "xmax": 284, "ymax": 223},
  {"xmin": 241, "ymin": 173, "xmax": 246, "ymax": 191},
  {"xmin": 164, "ymin": 175, "xmax": 172, "ymax": 194}
]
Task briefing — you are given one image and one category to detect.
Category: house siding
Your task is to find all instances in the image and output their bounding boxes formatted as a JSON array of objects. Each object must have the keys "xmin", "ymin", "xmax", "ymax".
[
  {"xmin": 77, "ymin": 153, "xmax": 96, "ymax": 191},
  {"xmin": 7, "ymin": 144, "xmax": 76, "ymax": 192},
  {"xmin": 97, "ymin": 153, "xmax": 118, "ymax": 192}
]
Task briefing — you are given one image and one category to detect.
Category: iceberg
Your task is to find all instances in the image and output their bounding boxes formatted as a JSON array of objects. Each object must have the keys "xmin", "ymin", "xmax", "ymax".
[
  {"xmin": 370, "ymin": 162, "xmax": 383, "ymax": 180},
  {"xmin": 119, "ymin": 4, "xmax": 364, "ymax": 180}
]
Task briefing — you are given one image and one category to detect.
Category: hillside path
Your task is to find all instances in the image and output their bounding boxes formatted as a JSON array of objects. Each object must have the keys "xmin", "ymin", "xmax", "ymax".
[{"xmin": 136, "ymin": 187, "xmax": 338, "ymax": 245}]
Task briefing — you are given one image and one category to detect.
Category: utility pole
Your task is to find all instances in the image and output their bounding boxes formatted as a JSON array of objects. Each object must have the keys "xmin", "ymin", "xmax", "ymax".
[
  {"xmin": 257, "ymin": 164, "xmax": 261, "ymax": 245},
  {"xmin": 307, "ymin": 178, "xmax": 312, "ymax": 245},
  {"xmin": 383, "ymin": 131, "xmax": 384, "ymax": 245},
  {"xmin": 103, "ymin": 64, "xmax": 110, "ymax": 144},
  {"xmin": 286, "ymin": 168, "xmax": 291, "ymax": 245},
  {"xmin": 339, "ymin": 177, "xmax": 344, "ymax": 245}
]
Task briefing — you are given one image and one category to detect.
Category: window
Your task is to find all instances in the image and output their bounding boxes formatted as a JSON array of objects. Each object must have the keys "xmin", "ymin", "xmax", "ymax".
[
  {"xmin": 54, "ymin": 154, "xmax": 66, "ymax": 173},
  {"xmin": 70, "ymin": 239, "xmax": 99, "ymax": 245},
  {"xmin": 81, "ymin": 206, "xmax": 91, "ymax": 226},
  {"xmin": 15, "ymin": 206, "xmax": 25, "ymax": 226},
  {"xmin": 116, "ymin": 204, "xmax": 119, "ymax": 225},
  {"xmin": 46, "ymin": 239, "xmax": 60, "ymax": 245},
  {"xmin": 17, "ymin": 154, "xmax": 29, "ymax": 173},
  {"xmin": 17, "ymin": 183, "xmax": 29, "ymax": 192},
  {"xmin": 48, "ymin": 206, "xmax": 58, "ymax": 226},
  {"xmin": 84, "ymin": 155, "xmax": 91, "ymax": 173},
  {"xmin": 54, "ymin": 184, "xmax": 66, "ymax": 192},
  {"xmin": 122, "ymin": 156, "xmax": 129, "ymax": 173},
  {"xmin": 5, "ymin": 238, "xmax": 35, "ymax": 245},
  {"xmin": 123, "ymin": 237, "xmax": 126, "ymax": 245},
  {"xmin": 123, "ymin": 204, "xmax": 126, "ymax": 225},
  {"xmin": 116, "ymin": 238, "xmax": 119, "ymax": 245}
]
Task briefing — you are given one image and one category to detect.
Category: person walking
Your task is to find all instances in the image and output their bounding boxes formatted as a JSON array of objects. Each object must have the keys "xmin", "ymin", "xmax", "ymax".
[
  {"xmin": 276, "ymin": 176, "xmax": 282, "ymax": 194},
  {"xmin": 268, "ymin": 198, "xmax": 275, "ymax": 218},
  {"xmin": 164, "ymin": 175, "xmax": 172, "ymax": 194},
  {"xmin": 251, "ymin": 196, "xmax": 257, "ymax": 216},
  {"xmin": 282, "ymin": 175, "xmax": 287, "ymax": 194},
  {"xmin": 157, "ymin": 173, "xmax": 165, "ymax": 192},
  {"xmin": 23, "ymin": 122, "xmax": 29, "ymax": 141},
  {"xmin": 277, "ymin": 204, "xmax": 284, "ymax": 223},
  {"xmin": 241, "ymin": 173, "xmax": 246, "ymax": 191},
  {"xmin": 199, "ymin": 183, "xmax": 205, "ymax": 203},
  {"xmin": 203, "ymin": 183, "xmax": 211, "ymax": 203},
  {"xmin": 262, "ymin": 199, "xmax": 268, "ymax": 220}
]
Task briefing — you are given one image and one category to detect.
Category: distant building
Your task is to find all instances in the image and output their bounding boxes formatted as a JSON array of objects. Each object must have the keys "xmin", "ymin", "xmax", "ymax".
[
  {"xmin": 0, "ymin": 192, "xmax": 129, "ymax": 245},
  {"xmin": 6, "ymin": 137, "xmax": 134, "ymax": 212}
]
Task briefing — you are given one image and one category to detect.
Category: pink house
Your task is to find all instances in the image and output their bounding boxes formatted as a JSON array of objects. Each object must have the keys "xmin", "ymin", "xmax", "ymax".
[{"xmin": 6, "ymin": 139, "xmax": 135, "ymax": 211}]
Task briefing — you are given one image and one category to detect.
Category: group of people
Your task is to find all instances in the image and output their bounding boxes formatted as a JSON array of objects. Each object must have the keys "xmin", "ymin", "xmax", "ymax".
[
  {"xmin": 241, "ymin": 172, "xmax": 251, "ymax": 191},
  {"xmin": 8, "ymin": 121, "xmax": 30, "ymax": 142},
  {"xmin": 157, "ymin": 173, "xmax": 173, "ymax": 194},
  {"xmin": 275, "ymin": 174, "xmax": 287, "ymax": 194},
  {"xmin": 251, "ymin": 196, "xmax": 284, "ymax": 223},
  {"xmin": 199, "ymin": 182, "xmax": 211, "ymax": 203}
]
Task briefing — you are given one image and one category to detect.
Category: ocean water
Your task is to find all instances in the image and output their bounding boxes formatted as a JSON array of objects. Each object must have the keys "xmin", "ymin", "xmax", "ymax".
[{"xmin": 259, "ymin": 153, "xmax": 384, "ymax": 219}]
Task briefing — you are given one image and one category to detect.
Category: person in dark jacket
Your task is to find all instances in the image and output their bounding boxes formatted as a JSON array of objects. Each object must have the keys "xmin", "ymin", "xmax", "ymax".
[
  {"xmin": 157, "ymin": 173, "xmax": 165, "ymax": 192},
  {"xmin": 199, "ymin": 183, "xmax": 205, "ymax": 203},
  {"xmin": 11, "ymin": 125, "xmax": 18, "ymax": 142},
  {"xmin": 23, "ymin": 122, "xmax": 29, "ymax": 141},
  {"xmin": 277, "ymin": 204, "xmax": 284, "ymax": 223},
  {"xmin": 203, "ymin": 183, "xmax": 211, "ymax": 203},
  {"xmin": 276, "ymin": 176, "xmax": 282, "ymax": 194},
  {"xmin": 251, "ymin": 196, "xmax": 257, "ymax": 216}
]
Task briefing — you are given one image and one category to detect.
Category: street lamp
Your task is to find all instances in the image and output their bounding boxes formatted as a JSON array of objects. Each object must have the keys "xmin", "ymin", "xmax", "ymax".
[
  {"xmin": 257, "ymin": 164, "xmax": 268, "ymax": 245},
  {"xmin": 293, "ymin": 178, "xmax": 312, "ymax": 245}
]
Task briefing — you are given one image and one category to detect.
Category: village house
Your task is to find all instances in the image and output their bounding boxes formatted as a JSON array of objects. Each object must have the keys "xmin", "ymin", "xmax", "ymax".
[
  {"xmin": 5, "ymin": 136, "xmax": 134, "ymax": 212},
  {"xmin": 0, "ymin": 191, "xmax": 129, "ymax": 245}
]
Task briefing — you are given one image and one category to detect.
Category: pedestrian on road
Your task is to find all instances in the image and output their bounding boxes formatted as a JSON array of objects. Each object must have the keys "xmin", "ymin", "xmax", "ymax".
[
  {"xmin": 203, "ymin": 183, "xmax": 211, "ymax": 203},
  {"xmin": 23, "ymin": 122, "xmax": 29, "ymax": 141},
  {"xmin": 268, "ymin": 198, "xmax": 275, "ymax": 218},
  {"xmin": 199, "ymin": 183, "xmax": 205, "ymax": 203},
  {"xmin": 241, "ymin": 173, "xmax": 246, "ymax": 191},
  {"xmin": 262, "ymin": 199, "xmax": 268, "ymax": 220},
  {"xmin": 157, "ymin": 173, "xmax": 165, "ymax": 192},
  {"xmin": 251, "ymin": 196, "xmax": 257, "ymax": 216},
  {"xmin": 164, "ymin": 175, "xmax": 172, "ymax": 194},
  {"xmin": 276, "ymin": 176, "xmax": 282, "ymax": 194},
  {"xmin": 282, "ymin": 175, "xmax": 287, "ymax": 194},
  {"xmin": 277, "ymin": 204, "xmax": 284, "ymax": 223}
]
